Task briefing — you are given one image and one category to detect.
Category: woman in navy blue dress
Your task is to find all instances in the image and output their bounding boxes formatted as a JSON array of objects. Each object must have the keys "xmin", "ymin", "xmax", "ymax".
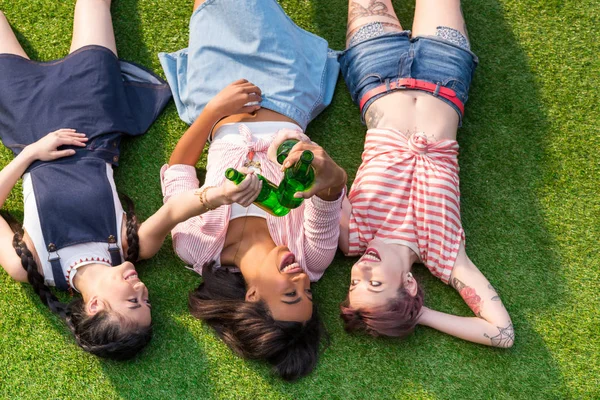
[{"xmin": 0, "ymin": 1, "xmax": 171, "ymax": 360}]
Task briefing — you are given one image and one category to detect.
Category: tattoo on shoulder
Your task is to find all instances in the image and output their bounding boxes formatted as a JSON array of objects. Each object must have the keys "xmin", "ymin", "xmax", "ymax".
[
  {"xmin": 488, "ymin": 284, "xmax": 501, "ymax": 301},
  {"xmin": 484, "ymin": 323, "xmax": 514, "ymax": 348},
  {"xmin": 452, "ymin": 277, "xmax": 483, "ymax": 318},
  {"xmin": 365, "ymin": 104, "xmax": 383, "ymax": 129},
  {"xmin": 349, "ymin": 0, "xmax": 397, "ymax": 25}
]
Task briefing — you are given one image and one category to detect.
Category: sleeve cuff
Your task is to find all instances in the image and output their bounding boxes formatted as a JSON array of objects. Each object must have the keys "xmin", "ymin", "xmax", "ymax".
[{"xmin": 160, "ymin": 164, "xmax": 200, "ymax": 199}]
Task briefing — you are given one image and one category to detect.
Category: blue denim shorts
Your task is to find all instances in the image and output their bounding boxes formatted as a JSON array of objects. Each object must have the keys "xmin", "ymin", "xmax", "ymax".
[
  {"xmin": 339, "ymin": 31, "xmax": 478, "ymax": 125},
  {"xmin": 159, "ymin": 0, "xmax": 339, "ymax": 131}
]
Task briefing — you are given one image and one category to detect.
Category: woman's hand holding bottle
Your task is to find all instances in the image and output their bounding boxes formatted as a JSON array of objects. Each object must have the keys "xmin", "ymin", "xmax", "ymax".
[
  {"xmin": 212, "ymin": 170, "xmax": 263, "ymax": 207},
  {"xmin": 280, "ymin": 142, "xmax": 347, "ymax": 201}
]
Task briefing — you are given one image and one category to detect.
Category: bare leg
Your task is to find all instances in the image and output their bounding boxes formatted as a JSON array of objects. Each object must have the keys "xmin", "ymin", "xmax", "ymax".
[
  {"xmin": 69, "ymin": 0, "xmax": 117, "ymax": 56},
  {"xmin": 346, "ymin": 0, "xmax": 404, "ymax": 48},
  {"xmin": 412, "ymin": 0, "xmax": 469, "ymax": 41},
  {"xmin": 0, "ymin": 11, "xmax": 29, "ymax": 58}
]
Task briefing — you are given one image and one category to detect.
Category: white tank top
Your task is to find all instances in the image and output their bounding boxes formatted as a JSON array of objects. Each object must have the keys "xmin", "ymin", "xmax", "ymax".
[
  {"xmin": 22, "ymin": 163, "xmax": 125, "ymax": 287},
  {"xmin": 213, "ymin": 123, "xmax": 272, "ymax": 221}
]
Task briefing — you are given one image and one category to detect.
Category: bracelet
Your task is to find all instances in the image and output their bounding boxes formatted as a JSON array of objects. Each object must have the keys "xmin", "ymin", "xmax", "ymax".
[{"xmin": 195, "ymin": 186, "xmax": 218, "ymax": 211}]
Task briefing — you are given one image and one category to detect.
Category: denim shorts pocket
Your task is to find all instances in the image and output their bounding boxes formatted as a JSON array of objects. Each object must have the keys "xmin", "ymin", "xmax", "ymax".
[
  {"xmin": 354, "ymin": 73, "xmax": 384, "ymax": 102},
  {"xmin": 442, "ymin": 77, "xmax": 469, "ymax": 104}
]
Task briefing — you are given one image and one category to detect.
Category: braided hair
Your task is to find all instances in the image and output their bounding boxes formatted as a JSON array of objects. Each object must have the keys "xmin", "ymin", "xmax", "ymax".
[
  {"xmin": 1, "ymin": 208, "xmax": 151, "ymax": 360},
  {"xmin": 119, "ymin": 193, "xmax": 140, "ymax": 263}
]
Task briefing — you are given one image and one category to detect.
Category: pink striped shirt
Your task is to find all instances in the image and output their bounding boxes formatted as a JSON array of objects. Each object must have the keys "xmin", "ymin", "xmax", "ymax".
[
  {"xmin": 160, "ymin": 123, "xmax": 343, "ymax": 282},
  {"xmin": 347, "ymin": 128, "xmax": 464, "ymax": 284}
]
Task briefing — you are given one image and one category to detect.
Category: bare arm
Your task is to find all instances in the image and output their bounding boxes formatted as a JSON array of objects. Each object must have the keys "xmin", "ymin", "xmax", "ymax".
[
  {"xmin": 418, "ymin": 244, "xmax": 514, "ymax": 348},
  {"xmin": 169, "ymin": 79, "xmax": 261, "ymax": 166},
  {"xmin": 137, "ymin": 173, "xmax": 262, "ymax": 260}
]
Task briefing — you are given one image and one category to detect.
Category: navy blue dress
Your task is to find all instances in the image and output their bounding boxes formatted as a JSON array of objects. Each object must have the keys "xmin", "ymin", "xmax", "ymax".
[{"xmin": 0, "ymin": 45, "xmax": 172, "ymax": 290}]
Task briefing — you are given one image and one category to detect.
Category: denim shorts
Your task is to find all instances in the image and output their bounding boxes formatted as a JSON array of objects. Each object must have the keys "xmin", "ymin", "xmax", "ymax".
[
  {"xmin": 339, "ymin": 31, "xmax": 478, "ymax": 126},
  {"xmin": 159, "ymin": 0, "xmax": 339, "ymax": 131}
]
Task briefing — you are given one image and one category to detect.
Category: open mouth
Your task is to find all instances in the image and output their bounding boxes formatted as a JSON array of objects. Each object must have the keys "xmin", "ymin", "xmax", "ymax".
[
  {"xmin": 124, "ymin": 270, "xmax": 140, "ymax": 282},
  {"xmin": 362, "ymin": 248, "xmax": 381, "ymax": 262},
  {"xmin": 279, "ymin": 253, "xmax": 303, "ymax": 274}
]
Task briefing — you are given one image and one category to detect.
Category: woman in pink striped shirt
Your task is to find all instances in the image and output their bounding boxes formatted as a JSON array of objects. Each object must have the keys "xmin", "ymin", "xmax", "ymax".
[
  {"xmin": 156, "ymin": 0, "xmax": 346, "ymax": 380},
  {"xmin": 337, "ymin": 0, "xmax": 514, "ymax": 348}
]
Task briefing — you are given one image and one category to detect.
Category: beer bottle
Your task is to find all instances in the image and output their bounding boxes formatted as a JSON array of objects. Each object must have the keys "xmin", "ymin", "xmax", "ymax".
[
  {"xmin": 277, "ymin": 150, "xmax": 315, "ymax": 209},
  {"xmin": 276, "ymin": 139, "xmax": 299, "ymax": 165},
  {"xmin": 224, "ymin": 168, "xmax": 290, "ymax": 217}
]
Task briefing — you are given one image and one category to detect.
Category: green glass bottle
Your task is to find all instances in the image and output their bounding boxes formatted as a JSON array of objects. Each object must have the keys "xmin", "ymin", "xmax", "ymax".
[
  {"xmin": 277, "ymin": 150, "xmax": 315, "ymax": 209},
  {"xmin": 224, "ymin": 168, "xmax": 290, "ymax": 217},
  {"xmin": 276, "ymin": 139, "xmax": 299, "ymax": 165}
]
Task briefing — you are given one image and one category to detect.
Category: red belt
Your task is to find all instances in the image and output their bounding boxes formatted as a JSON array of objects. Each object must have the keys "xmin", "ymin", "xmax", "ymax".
[{"xmin": 359, "ymin": 78, "xmax": 465, "ymax": 115}]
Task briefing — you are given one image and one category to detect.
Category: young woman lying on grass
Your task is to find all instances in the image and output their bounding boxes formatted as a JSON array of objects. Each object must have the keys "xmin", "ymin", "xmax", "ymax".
[
  {"xmin": 156, "ymin": 0, "xmax": 346, "ymax": 380},
  {"xmin": 338, "ymin": 0, "xmax": 514, "ymax": 347},
  {"xmin": 0, "ymin": 0, "xmax": 171, "ymax": 359}
]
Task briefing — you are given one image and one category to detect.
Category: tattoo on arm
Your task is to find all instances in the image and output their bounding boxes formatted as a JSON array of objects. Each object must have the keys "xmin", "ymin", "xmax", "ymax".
[
  {"xmin": 488, "ymin": 284, "xmax": 500, "ymax": 301},
  {"xmin": 452, "ymin": 277, "xmax": 483, "ymax": 318},
  {"xmin": 364, "ymin": 103, "xmax": 383, "ymax": 129},
  {"xmin": 484, "ymin": 323, "xmax": 514, "ymax": 348},
  {"xmin": 349, "ymin": 0, "xmax": 398, "ymax": 25}
]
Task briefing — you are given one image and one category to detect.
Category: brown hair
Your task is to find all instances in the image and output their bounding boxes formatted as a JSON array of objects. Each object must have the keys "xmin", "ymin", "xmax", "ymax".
[
  {"xmin": 340, "ymin": 285, "xmax": 424, "ymax": 338},
  {"xmin": 1, "ymin": 201, "xmax": 150, "ymax": 360},
  {"xmin": 189, "ymin": 262, "xmax": 325, "ymax": 381}
]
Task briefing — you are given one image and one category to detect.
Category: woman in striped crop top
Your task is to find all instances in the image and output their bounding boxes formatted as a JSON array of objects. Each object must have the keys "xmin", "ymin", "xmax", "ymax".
[
  {"xmin": 156, "ymin": 0, "xmax": 346, "ymax": 380},
  {"xmin": 337, "ymin": 0, "xmax": 514, "ymax": 348}
]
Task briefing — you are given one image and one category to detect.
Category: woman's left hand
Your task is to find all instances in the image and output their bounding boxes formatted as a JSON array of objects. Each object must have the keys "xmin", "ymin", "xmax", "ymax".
[
  {"xmin": 281, "ymin": 142, "xmax": 347, "ymax": 201},
  {"xmin": 267, "ymin": 128, "xmax": 311, "ymax": 165},
  {"xmin": 25, "ymin": 129, "xmax": 88, "ymax": 161}
]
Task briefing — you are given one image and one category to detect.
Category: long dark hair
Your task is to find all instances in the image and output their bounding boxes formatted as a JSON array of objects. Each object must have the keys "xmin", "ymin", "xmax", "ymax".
[
  {"xmin": 189, "ymin": 262, "xmax": 325, "ymax": 381},
  {"xmin": 1, "ymin": 197, "xmax": 151, "ymax": 360},
  {"xmin": 340, "ymin": 285, "xmax": 424, "ymax": 338}
]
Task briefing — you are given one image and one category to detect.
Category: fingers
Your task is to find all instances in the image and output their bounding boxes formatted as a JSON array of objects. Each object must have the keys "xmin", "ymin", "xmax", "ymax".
[
  {"xmin": 238, "ymin": 178, "xmax": 262, "ymax": 206},
  {"xmin": 50, "ymin": 149, "xmax": 77, "ymax": 159},
  {"xmin": 242, "ymin": 84, "xmax": 262, "ymax": 96},
  {"xmin": 246, "ymin": 92, "xmax": 261, "ymax": 102},
  {"xmin": 235, "ymin": 171, "xmax": 255, "ymax": 191},
  {"xmin": 57, "ymin": 131, "xmax": 88, "ymax": 147}
]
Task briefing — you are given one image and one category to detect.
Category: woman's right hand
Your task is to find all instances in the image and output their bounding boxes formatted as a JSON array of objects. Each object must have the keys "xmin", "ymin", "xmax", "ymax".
[
  {"xmin": 214, "ymin": 170, "xmax": 263, "ymax": 207},
  {"xmin": 205, "ymin": 79, "xmax": 262, "ymax": 119},
  {"xmin": 24, "ymin": 129, "xmax": 87, "ymax": 161}
]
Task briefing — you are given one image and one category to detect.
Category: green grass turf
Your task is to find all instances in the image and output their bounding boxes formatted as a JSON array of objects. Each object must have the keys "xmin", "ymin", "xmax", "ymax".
[{"xmin": 0, "ymin": 0, "xmax": 598, "ymax": 398}]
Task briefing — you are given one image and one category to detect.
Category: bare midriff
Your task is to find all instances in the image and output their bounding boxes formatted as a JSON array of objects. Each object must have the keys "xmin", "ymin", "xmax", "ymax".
[
  {"xmin": 365, "ymin": 90, "xmax": 460, "ymax": 141},
  {"xmin": 211, "ymin": 108, "xmax": 300, "ymax": 139}
]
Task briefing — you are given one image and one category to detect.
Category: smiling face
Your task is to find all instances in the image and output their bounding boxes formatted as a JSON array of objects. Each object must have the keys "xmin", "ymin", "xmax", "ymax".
[
  {"xmin": 348, "ymin": 239, "xmax": 415, "ymax": 310},
  {"xmin": 246, "ymin": 246, "xmax": 313, "ymax": 323},
  {"xmin": 87, "ymin": 262, "xmax": 152, "ymax": 327}
]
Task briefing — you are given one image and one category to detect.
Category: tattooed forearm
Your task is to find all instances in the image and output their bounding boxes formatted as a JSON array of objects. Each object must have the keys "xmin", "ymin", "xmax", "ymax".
[
  {"xmin": 452, "ymin": 277, "xmax": 483, "ymax": 317},
  {"xmin": 484, "ymin": 323, "xmax": 514, "ymax": 348},
  {"xmin": 364, "ymin": 103, "xmax": 384, "ymax": 129},
  {"xmin": 488, "ymin": 284, "xmax": 500, "ymax": 301},
  {"xmin": 349, "ymin": 0, "xmax": 397, "ymax": 25}
]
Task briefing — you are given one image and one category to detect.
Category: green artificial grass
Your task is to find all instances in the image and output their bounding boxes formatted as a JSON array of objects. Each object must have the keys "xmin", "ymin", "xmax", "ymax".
[{"xmin": 0, "ymin": 0, "xmax": 598, "ymax": 398}]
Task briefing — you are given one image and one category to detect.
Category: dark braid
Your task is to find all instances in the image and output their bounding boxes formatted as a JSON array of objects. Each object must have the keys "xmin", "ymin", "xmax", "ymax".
[
  {"xmin": 1, "ymin": 211, "xmax": 151, "ymax": 360},
  {"xmin": 119, "ymin": 193, "xmax": 140, "ymax": 263},
  {"xmin": 10, "ymin": 219, "xmax": 69, "ymax": 318}
]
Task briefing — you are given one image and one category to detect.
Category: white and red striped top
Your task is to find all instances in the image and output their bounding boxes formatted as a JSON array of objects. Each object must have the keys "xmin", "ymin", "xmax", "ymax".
[
  {"xmin": 347, "ymin": 128, "xmax": 464, "ymax": 284},
  {"xmin": 160, "ymin": 123, "xmax": 343, "ymax": 282}
]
